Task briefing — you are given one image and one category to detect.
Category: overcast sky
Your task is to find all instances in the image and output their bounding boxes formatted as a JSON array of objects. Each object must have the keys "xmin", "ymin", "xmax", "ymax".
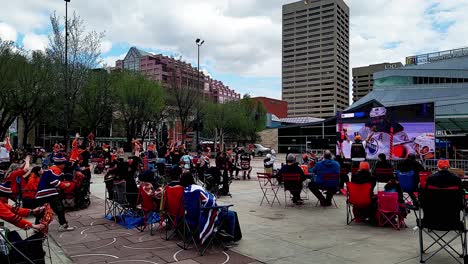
[{"xmin": 0, "ymin": 0, "xmax": 467, "ymax": 100}]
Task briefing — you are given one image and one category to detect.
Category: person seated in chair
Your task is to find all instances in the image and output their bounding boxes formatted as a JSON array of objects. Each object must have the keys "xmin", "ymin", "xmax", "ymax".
[
  {"xmin": 0, "ymin": 183, "xmax": 45, "ymax": 231},
  {"xmin": 180, "ymin": 172, "xmax": 241, "ymax": 247},
  {"xmin": 308, "ymin": 150, "xmax": 340, "ymax": 207},
  {"xmin": 352, "ymin": 161, "xmax": 376, "ymax": 190},
  {"xmin": 138, "ymin": 170, "xmax": 162, "ymax": 213},
  {"xmin": 277, "ymin": 154, "xmax": 306, "ymax": 205},
  {"xmin": 350, "ymin": 162, "xmax": 378, "ymax": 223},
  {"xmin": 398, "ymin": 153, "xmax": 425, "ymax": 206},
  {"xmin": 426, "ymin": 159, "xmax": 461, "ymax": 189}
]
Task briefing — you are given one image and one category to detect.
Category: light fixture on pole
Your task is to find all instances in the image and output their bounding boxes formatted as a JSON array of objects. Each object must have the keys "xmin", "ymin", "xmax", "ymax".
[{"xmin": 195, "ymin": 38, "xmax": 205, "ymax": 148}]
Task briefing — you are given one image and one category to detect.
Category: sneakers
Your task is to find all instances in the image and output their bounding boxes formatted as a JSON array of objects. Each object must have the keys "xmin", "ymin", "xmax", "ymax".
[
  {"xmin": 58, "ymin": 224, "xmax": 75, "ymax": 232},
  {"xmin": 224, "ymin": 240, "xmax": 239, "ymax": 248}
]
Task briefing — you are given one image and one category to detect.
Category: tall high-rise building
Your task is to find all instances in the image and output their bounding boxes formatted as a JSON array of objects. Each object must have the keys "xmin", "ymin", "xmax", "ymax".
[
  {"xmin": 282, "ymin": 0, "xmax": 350, "ymax": 118},
  {"xmin": 352, "ymin": 62, "xmax": 403, "ymax": 102}
]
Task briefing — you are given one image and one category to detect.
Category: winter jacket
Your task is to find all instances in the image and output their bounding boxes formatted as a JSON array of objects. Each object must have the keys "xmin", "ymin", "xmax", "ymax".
[
  {"xmin": 36, "ymin": 166, "xmax": 66, "ymax": 199},
  {"xmin": 0, "ymin": 201, "xmax": 32, "ymax": 229}
]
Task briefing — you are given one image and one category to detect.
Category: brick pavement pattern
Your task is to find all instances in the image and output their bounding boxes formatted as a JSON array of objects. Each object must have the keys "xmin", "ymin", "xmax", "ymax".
[{"xmin": 48, "ymin": 197, "xmax": 257, "ymax": 264}]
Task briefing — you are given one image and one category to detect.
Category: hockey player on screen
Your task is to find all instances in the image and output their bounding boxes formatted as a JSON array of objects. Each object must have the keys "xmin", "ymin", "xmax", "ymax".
[{"xmin": 358, "ymin": 107, "xmax": 411, "ymax": 159}]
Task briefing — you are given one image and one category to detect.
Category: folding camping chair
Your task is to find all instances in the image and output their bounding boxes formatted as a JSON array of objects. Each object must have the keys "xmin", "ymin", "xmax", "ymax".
[
  {"xmin": 345, "ymin": 182, "xmax": 373, "ymax": 225},
  {"xmin": 180, "ymin": 189, "xmax": 234, "ymax": 256},
  {"xmin": 257, "ymin": 173, "xmax": 281, "ymax": 206},
  {"xmin": 416, "ymin": 185, "xmax": 467, "ymax": 264},
  {"xmin": 160, "ymin": 185, "xmax": 185, "ymax": 240},
  {"xmin": 282, "ymin": 173, "xmax": 305, "ymax": 207},
  {"xmin": 397, "ymin": 170, "xmax": 418, "ymax": 204},
  {"xmin": 136, "ymin": 184, "xmax": 160, "ymax": 235},
  {"xmin": 112, "ymin": 180, "xmax": 143, "ymax": 224},
  {"xmin": 374, "ymin": 168, "xmax": 395, "ymax": 191},
  {"xmin": 314, "ymin": 173, "xmax": 340, "ymax": 208},
  {"xmin": 104, "ymin": 186, "xmax": 116, "ymax": 219},
  {"xmin": 377, "ymin": 191, "xmax": 405, "ymax": 230}
]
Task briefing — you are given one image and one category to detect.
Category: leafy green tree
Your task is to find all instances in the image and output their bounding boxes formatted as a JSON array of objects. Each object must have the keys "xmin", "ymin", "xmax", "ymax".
[
  {"xmin": 12, "ymin": 51, "xmax": 57, "ymax": 147},
  {"xmin": 202, "ymin": 102, "xmax": 241, "ymax": 151},
  {"xmin": 75, "ymin": 69, "xmax": 113, "ymax": 136},
  {"xmin": 237, "ymin": 95, "xmax": 267, "ymax": 144},
  {"xmin": 46, "ymin": 12, "xmax": 104, "ymax": 149},
  {"xmin": 112, "ymin": 71, "xmax": 166, "ymax": 149},
  {"xmin": 0, "ymin": 39, "xmax": 22, "ymax": 139}
]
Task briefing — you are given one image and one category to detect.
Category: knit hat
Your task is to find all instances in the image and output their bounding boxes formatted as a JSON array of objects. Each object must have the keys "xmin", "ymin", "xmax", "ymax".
[
  {"xmin": 0, "ymin": 182, "xmax": 12, "ymax": 197},
  {"xmin": 53, "ymin": 154, "xmax": 68, "ymax": 165},
  {"xmin": 359, "ymin": 161, "xmax": 370, "ymax": 171},
  {"xmin": 437, "ymin": 159, "xmax": 450, "ymax": 170}
]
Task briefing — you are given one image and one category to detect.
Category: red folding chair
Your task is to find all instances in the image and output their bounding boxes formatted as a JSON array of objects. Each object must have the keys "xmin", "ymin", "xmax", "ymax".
[
  {"xmin": 282, "ymin": 173, "xmax": 304, "ymax": 207},
  {"xmin": 136, "ymin": 184, "xmax": 160, "ymax": 235},
  {"xmin": 345, "ymin": 182, "xmax": 373, "ymax": 225},
  {"xmin": 159, "ymin": 185, "xmax": 185, "ymax": 240},
  {"xmin": 257, "ymin": 172, "xmax": 281, "ymax": 206},
  {"xmin": 377, "ymin": 192, "xmax": 405, "ymax": 230},
  {"xmin": 314, "ymin": 173, "xmax": 340, "ymax": 208},
  {"xmin": 419, "ymin": 171, "xmax": 431, "ymax": 189}
]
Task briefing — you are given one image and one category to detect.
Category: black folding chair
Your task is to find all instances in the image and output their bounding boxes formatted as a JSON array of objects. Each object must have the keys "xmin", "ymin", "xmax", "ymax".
[{"xmin": 416, "ymin": 185, "xmax": 467, "ymax": 263}]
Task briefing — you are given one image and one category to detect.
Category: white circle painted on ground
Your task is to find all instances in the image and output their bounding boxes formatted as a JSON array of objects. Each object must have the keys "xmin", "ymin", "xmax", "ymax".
[
  {"xmin": 173, "ymin": 249, "xmax": 230, "ymax": 263},
  {"xmin": 108, "ymin": 260, "xmax": 158, "ymax": 264},
  {"xmin": 70, "ymin": 253, "xmax": 118, "ymax": 259}
]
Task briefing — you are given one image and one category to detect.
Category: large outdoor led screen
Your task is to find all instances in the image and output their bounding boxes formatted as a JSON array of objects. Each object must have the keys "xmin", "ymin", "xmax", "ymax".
[{"xmin": 336, "ymin": 102, "xmax": 435, "ymax": 160}]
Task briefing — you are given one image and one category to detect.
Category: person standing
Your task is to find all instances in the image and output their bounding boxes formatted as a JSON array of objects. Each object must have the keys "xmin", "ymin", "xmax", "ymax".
[
  {"xmin": 35, "ymin": 155, "xmax": 75, "ymax": 231},
  {"xmin": 239, "ymin": 150, "xmax": 252, "ymax": 180}
]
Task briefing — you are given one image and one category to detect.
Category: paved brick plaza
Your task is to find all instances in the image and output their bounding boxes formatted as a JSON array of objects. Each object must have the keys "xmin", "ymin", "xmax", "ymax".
[{"xmin": 48, "ymin": 197, "xmax": 257, "ymax": 264}]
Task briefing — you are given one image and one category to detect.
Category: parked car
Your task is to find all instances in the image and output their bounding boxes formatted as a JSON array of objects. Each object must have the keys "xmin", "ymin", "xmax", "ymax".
[{"xmin": 253, "ymin": 144, "xmax": 270, "ymax": 157}]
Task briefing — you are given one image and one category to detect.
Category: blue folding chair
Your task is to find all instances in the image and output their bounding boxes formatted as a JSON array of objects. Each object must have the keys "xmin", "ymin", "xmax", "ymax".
[
  {"xmin": 396, "ymin": 170, "xmax": 417, "ymax": 204},
  {"xmin": 181, "ymin": 188, "xmax": 233, "ymax": 256}
]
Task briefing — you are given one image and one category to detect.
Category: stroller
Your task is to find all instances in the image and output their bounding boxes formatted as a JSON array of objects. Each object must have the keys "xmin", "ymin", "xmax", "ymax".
[
  {"xmin": 202, "ymin": 167, "xmax": 232, "ymax": 197},
  {"xmin": 74, "ymin": 171, "xmax": 91, "ymax": 209}
]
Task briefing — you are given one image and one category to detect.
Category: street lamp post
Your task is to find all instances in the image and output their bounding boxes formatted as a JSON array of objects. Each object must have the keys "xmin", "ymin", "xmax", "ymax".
[
  {"xmin": 64, "ymin": 0, "xmax": 70, "ymax": 149},
  {"xmin": 195, "ymin": 38, "xmax": 205, "ymax": 149}
]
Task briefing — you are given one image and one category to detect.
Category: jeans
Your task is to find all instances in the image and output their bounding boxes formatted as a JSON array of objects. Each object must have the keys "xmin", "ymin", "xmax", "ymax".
[
  {"xmin": 36, "ymin": 195, "xmax": 67, "ymax": 225},
  {"xmin": 308, "ymin": 181, "xmax": 336, "ymax": 203},
  {"xmin": 220, "ymin": 210, "xmax": 236, "ymax": 239}
]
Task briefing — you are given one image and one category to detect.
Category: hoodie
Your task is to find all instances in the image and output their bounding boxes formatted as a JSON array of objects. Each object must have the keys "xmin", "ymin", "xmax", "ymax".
[{"xmin": 312, "ymin": 159, "xmax": 340, "ymax": 186}]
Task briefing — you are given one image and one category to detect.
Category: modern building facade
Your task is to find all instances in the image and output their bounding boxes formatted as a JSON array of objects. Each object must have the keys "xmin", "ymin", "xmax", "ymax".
[
  {"xmin": 352, "ymin": 62, "xmax": 403, "ymax": 102},
  {"xmin": 349, "ymin": 47, "xmax": 468, "ymax": 155},
  {"xmin": 282, "ymin": 0, "xmax": 350, "ymax": 118},
  {"xmin": 114, "ymin": 47, "xmax": 241, "ymax": 103}
]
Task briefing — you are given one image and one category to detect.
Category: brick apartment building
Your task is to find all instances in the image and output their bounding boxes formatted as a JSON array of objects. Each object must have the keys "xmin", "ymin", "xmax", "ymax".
[{"xmin": 114, "ymin": 47, "xmax": 241, "ymax": 103}]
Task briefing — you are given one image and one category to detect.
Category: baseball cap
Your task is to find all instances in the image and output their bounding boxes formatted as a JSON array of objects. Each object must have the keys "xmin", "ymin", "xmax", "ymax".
[
  {"xmin": 286, "ymin": 154, "xmax": 296, "ymax": 162},
  {"xmin": 437, "ymin": 159, "xmax": 450, "ymax": 170}
]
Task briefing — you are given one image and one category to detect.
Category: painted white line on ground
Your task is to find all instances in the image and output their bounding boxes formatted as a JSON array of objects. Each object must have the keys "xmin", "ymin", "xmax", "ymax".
[
  {"xmin": 93, "ymin": 237, "xmax": 117, "ymax": 249},
  {"xmin": 173, "ymin": 249, "xmax": 184, "ymax": 262},
  {"xmin": 70, "ymin": 253, "xmax": 118, "ymax": 259},
  {"xmin": 122, "ymin": 244, "xmax": 166, "ymax": 250},
  {"xmin": 108, "ymin": 260, "xmax": 158, "ymax": 264},
  {"xmin": 221, "ymin": 251, "xmax": 230, "ymax": 264}
]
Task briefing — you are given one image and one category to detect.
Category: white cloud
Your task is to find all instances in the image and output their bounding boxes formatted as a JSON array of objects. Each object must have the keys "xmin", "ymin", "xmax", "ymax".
[
  {"xmin": 2, "ymin": 0, "xmax": 468, "ymax": 97},
  {"xmin": 100, "ymin": 40, "xmax": 112, "ymax": 54},
  {"xmin": 101, "ymin": 52, "xmax": 126, "ymax": 67},
  {"xmin": 0, "ymin": 23, "xmax": 17, "ymax": 41},
  {"xmin": 22, "ymin": 33, "xmax": 48, "ymax": 51}
]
